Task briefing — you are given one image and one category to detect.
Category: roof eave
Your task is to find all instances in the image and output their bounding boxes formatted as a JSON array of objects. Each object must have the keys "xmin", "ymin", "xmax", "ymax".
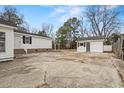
[
  {"xmin": 76, "ymin": 39, "xmax": 105, "ymax": 42},
  {"xmin": 14, "ymin": 29, "xmax": 52, "ymax": 40}
]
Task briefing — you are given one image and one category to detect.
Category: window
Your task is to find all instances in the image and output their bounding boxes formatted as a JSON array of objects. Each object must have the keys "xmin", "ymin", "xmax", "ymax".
[
  {"xmin": 23, "ymin": 36, "xmax": 32, "ymax": 44},
  {"xmin": 0, "ymin": 32, "xmax": 5, "ymax": 52},
  {"xmin": 79, "ymin": 42, "xmax": 86, "ymax": 47},
  {"xmin": 80, "ymin": 43, "xmax": 83, "ymax": 46}
]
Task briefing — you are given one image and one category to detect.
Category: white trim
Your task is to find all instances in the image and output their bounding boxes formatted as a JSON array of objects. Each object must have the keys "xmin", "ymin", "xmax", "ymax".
[{"xmin": 0, "ymin": 57, "xmax": 13, "ymax": 62}]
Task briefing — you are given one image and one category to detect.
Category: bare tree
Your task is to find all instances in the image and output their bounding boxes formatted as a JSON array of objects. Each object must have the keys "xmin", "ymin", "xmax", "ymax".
[
  {"xmin": 0, "ymin": 6, "xmax": 24, "ymax": 26},
  {"xmin": 85, "ymin": 5, "xmax": 121, "ymax": 38},
  {"xmin": 17, "ymin": 21, "xmax": 30, "ymax": 32},
  {"xmin": 0, "ymin": 6, "xmax": 30, "ymax": 32},
  {"xmin": 79, "ymin": 17, "xmax": 90, "ymax": 37},
  {"xmin": 41, "ymin": 24, "xmax": 55, "ymax": 38}
]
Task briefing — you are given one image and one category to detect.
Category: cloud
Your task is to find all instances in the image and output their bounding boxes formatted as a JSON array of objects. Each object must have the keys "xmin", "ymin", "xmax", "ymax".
[
  {"xmin": 49, "ymin": 6, "xmax": 66, "ymax": 17},
  {"xmin": 49, "ymin": 5, "xmax": 86, "ymax": 23},
  {"xmin": 49, "ymin": 6, "xmax": 67, "ymax": 17},
  {"xmin": 49, "ymin": 5, "xmax": 118, "ymax": 23},
  {"xmin": 106, "ymin": 5, "xmax": 118, "ymax": 9},
  {"xmin": 68, "ymin": 6, "xmax": 83, "ymax": 16}
]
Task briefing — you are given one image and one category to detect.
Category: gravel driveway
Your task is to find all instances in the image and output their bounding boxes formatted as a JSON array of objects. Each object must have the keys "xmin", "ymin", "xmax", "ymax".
[{"xmin": 0, "ymin": 50, "xmax": 124, "ymax": 88}]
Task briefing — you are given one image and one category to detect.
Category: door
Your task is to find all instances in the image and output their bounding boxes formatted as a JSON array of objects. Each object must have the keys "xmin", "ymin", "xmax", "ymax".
[
  {"xmin": 86, "ymin": 42, "xmax": 90, "ymax": 52},
  {"xmin": 14, "ymin": 36, "xmax": 21, "ymax": 49}
]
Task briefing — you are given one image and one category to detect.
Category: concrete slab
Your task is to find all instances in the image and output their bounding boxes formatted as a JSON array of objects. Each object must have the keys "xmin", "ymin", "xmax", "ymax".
[{"xmin": 0, "ymin": 50, "xmax": 123, "ymax": 88}]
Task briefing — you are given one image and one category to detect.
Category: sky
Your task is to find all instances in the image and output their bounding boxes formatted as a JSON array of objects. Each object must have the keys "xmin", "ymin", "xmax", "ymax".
[{"xmin": 0, "ymin": 5, "xmax": 124, "ymax": 33}]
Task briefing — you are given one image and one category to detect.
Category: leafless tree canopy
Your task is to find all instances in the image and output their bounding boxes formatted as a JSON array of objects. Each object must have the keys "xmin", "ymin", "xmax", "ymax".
[
  {"xmin": 0, "ymin": 6, "xmax": 24, "ymax": 26},
  {"xmin": 79, "ymin": 17, "xmax": 90, "ymax": 37},
  {"xmin": 41, "ymin": 24, "xmax": 55, "ymax": 38},
  {"xmin": 85, "ymin": 5, "xmax": 121, "ymax": 38}
]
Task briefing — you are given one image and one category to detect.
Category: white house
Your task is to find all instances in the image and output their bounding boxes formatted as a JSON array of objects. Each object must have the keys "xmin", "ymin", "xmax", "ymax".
[
  {"xmin": 0, "ymin": 19, "xmax": 16, "ymax": 62},
  {"xmin": 14, "ymin": 30, "xmax": 52, "ymax": 54},
  {"xmin": 77, "ymin": 37, "xmax": 105, "ymax": 53},
  {"xmin": 0, "ymin": 19, "xmax": 52, "ymax": 62}
]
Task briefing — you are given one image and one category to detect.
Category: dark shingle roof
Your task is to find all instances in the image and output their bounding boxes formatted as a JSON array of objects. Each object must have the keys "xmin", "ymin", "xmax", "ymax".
[
  {"xmin": 77, "ymin": 36, "xmax": 105, "ymax": 41},
  {"xmin": 14, "ymin": 29, "xmax": 52, "ymax": 39},
  {"xmin": 0, "ymin": 18, "xmax": 16, "ymax": 27}
]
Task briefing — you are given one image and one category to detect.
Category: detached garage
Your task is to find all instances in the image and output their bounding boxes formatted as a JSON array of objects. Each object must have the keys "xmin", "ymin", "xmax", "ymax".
[{"xmin": 77, "ymin": 36, "xmax": 105, "ymax": 53}]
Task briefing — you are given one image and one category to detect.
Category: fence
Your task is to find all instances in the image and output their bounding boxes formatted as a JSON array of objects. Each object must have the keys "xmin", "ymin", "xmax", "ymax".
[
  {"xmin": 112, "ymin": 36, "xmax": 123, "ymax": 59},
  {"xmin": 103, "ymin": 45, "xmax": 112, "ymax": 52}
]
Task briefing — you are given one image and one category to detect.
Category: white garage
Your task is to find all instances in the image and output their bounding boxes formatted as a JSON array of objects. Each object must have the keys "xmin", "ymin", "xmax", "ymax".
[{"xmin": 77, "ymin": 37, "xmax": 104, "ymax": 53}]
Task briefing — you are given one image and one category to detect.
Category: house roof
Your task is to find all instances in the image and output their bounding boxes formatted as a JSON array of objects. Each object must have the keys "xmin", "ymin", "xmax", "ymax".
[
  {"xmin": 14, "ymin": 29, "xmax": 52, "ymax": 39},
  {"xmin": 0, "ymin": 18, "xmax": 51, "ymax": 39},
  {"xmin": 77, "ymin": 36, "xmax": 105, "ymax": 41},
  {"xmin": 0, "ymin": 18, "xmax": 16, "ymax": 27}
]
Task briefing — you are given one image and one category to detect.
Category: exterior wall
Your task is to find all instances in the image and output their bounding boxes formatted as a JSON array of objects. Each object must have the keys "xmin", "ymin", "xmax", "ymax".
[
  {"xmin": 90, "ymin": 41, "xmax": 103, "ymax": 52},
  {"xmin": 14, "ymin": 34, "xmax": 22, "ymax": 49},
  {"xmin": 103, "ymin": 45, "xmax": 112, "ymax": 52},
  {"xmin": 14, "ymin": 49, "xmax": 26, "ymax": 54},
  {"xmin": 0, "ymin": 26, "xmax": 14, "ymax": 61},
  {"xmin": 77, "ymin": 40, "xmax": 104, "ymax": 53},
  {"xmin": 14, "ymin": 32, "xmax": 52, "ymax": 53},
  {"xmin": 77, "ymin": 46, "xmax": 86, "ymax": 52},
  {"xmin": 77, "ymin": 41, "xmax": 86, "ymax": 52},
  {"xmin": 27, "ymin": 48, "xmax": 52, "ymax": 53}
]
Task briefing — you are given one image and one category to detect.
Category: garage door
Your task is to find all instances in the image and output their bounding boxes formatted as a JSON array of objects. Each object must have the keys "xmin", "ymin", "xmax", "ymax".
[{"xmin": 90, "ymin": 41, "xmax": 103, "ymax": 52}]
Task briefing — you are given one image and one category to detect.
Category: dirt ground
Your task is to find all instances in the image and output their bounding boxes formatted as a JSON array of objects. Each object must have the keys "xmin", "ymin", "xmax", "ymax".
[{"xmin": 0, "ymin": 50, "xmax": 124, "ymax": 88}]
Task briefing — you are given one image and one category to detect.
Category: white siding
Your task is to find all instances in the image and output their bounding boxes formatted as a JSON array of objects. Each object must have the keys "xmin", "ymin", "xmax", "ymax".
[
  {"xmin": 77, "ymin": 41, "xmax": 86, "ymax": 52},
  {"xmin": 77, "ymin": 46, "xmax": 86, "ymax": 52},
  {"xmin": 31, "ymin": 37, "xmax": 52, "ymax": 49},
  {"xmin": 0, "ymin": 26, "xmax": 14, "ymax": 61},
  {"xmin": 77, "ymin": 40, "xmax": 104, "ymax": 53},
  {"xmin": 14, "ymin": 34, "xmax": 22, "ymax": 49},
  {"xmin": 90, "ymin": 41, "xmax": 103, "ymax": 52},
  {"xmin": 103, "ymin": 45, "xmax": 112, "ymax": 52},
  {"xmin": 14, "ymin": 32, "xmax": 52, "ymax": 50}
]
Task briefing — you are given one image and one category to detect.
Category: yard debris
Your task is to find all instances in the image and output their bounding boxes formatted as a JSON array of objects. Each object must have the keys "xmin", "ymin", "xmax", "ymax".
[
  {"xmin": 34, "ymin": 83, "xmax": 49, "ymax": 88},
  {"xmin": 34, "ymin": 71, "xmax": 50, "ymax": 88}
]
